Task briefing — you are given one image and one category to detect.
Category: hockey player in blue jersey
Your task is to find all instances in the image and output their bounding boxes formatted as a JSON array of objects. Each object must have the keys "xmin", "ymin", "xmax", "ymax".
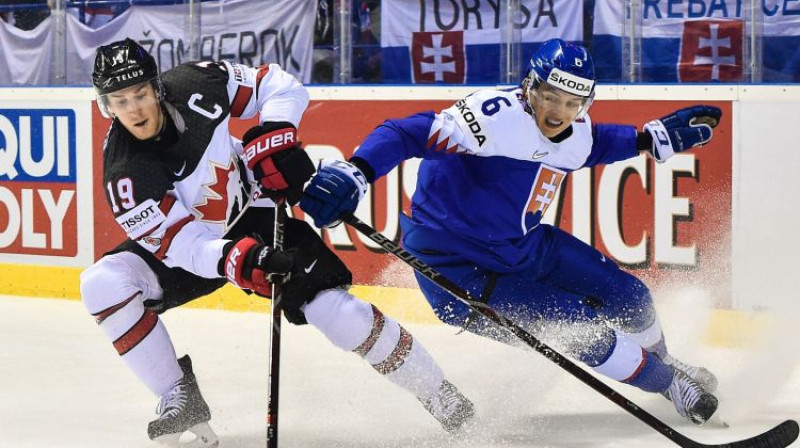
[{"xmin": 300, "ymin": 39, "xmax": 723, "ymax": 425}]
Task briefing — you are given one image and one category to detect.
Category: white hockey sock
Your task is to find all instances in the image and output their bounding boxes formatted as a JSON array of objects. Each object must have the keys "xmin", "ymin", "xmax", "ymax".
[
  {"xmin": 592, "ymin": 329, "xmax": 645, "ymax": 382},
  {"xmin": 91, "ymin": 293, "xmax": 182, "ymax": 396},
  {"xmin": 594, "ymin": 330, "xmax": 673, "ymax": 393},
  {"xmin": 304, "ymin": 289, "xmax": 445, "ymax": 401},
  {"xmin": 623, "ymin": 317, "xmax": 667, "ymax": 358},
  {"xmin": 81, "ymin": 254, "xmax": 182, "ymax": 397}
]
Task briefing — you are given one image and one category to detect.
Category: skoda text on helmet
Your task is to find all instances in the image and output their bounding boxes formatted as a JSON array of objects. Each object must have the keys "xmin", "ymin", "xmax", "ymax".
[
  {"xmin": 525, "ymin": 39, "xmax": 596, "ymax": 120},
  {"xmin": 92, "ymin": 38, "xmax": 164, "ymax": 118}
]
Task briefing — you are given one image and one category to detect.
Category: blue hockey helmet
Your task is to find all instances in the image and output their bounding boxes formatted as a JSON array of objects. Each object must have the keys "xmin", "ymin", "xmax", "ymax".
[{"xmin": 524, "ymin": 39, "xmax": 596, "ymax": 119}]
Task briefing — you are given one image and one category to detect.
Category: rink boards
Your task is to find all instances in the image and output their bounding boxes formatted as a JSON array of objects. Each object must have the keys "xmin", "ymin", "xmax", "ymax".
[{"xmin": 1, "ymin": 84, "xmax": 799, "ymax": 341}]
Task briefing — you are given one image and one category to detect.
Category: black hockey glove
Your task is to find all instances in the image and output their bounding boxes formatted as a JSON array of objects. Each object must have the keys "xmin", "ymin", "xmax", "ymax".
[
  {"xmin": 220, "ymin": 236, "xmax": 294, "ymax": 297},
  {"xmin": 241, "ymin": 121, "xmax": 316, "ymax": 205}
]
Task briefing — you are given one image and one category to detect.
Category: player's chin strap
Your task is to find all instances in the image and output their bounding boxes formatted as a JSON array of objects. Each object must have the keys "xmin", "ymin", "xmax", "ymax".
[{"xmin": 341, "ymin": 211, "xmax": 799, "ymax": 448}]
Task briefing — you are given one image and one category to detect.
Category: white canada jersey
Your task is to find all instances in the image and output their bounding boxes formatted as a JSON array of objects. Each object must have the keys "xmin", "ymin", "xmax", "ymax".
[{"xmin": 102, "ymin": 61, "xmax": 309, "ymax": 278}]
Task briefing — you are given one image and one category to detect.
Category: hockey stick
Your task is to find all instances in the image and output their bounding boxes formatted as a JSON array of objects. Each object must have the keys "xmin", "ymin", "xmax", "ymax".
[
  {"xmin": 266, "ymin": 201, "xmax": 287, "ymax": 448},
  {"xmin": 341, "ymin": 212, "xmax": 799, "ymax": 448}
]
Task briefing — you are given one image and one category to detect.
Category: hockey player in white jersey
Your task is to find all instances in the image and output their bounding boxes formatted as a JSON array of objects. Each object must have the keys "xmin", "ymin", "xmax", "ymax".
[
  {"xmin": 301, "ymin": 39, "xmax": 723, "ymax": 425},
  {"xmin": 80, "ymin": 38, "xmax": 474, "ymax": 446}
]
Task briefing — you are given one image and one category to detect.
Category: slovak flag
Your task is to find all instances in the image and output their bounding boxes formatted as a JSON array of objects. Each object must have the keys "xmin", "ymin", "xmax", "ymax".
[
  {"xmin": 592, "ymin": 0, "xmax": 800, "ymax": 82},
  {"xmin": 411, "ymin": 31, "xmax": 466, "ymax": 83},
  {"xmin": 380, "ymin": 0, "xmax": 583, "ymax": 84},
  {"xmin": 678, "ymin": 20, "xmax": 743, "ymax": 82}
]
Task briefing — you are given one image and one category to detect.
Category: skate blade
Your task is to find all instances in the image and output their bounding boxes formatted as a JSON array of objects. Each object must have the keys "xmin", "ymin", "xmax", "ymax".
[
  {"xmin": 153, "ymin": 422, "xmax": 219, "ymax": 448},
  {"xmin": 705, "ymin": 414, "xmax": 731, "ymax": 429}
]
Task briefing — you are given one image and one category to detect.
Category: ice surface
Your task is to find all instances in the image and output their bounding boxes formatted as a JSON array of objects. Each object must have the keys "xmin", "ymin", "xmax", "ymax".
[{"xmin": 1, "ymin": 295, "xmax": 798, "ymax": 448}]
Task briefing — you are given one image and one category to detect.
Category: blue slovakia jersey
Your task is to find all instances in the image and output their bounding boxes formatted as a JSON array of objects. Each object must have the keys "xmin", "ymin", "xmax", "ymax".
[{"xmin": 354, "ymin": 88, "xmax": 638, "ymax": 273}]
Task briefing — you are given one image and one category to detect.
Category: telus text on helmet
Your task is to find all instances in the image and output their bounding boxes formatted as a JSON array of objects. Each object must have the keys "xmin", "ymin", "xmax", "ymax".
[{"xmin": 116, "ymin": 69, "xmax": 145, "ymax": 83}]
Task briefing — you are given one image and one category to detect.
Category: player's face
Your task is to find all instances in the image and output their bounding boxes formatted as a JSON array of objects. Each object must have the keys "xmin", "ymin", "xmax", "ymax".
[
  {"xmin": 106, "ymin": 82, "xmax": 163, "ymax": 140},
  {"xmin": 528, "ymin": 83, "xmax": 586, "ymax": 138}
]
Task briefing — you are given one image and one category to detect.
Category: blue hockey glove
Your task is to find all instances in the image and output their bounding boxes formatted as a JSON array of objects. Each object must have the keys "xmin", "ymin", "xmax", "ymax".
[
  {"xmin": 643, "ymin": 105, "xmax": 722, "ymax": 163},
  {"xmin": 300, "ymin": 159, "xmax": 368, "ymax": 228}
]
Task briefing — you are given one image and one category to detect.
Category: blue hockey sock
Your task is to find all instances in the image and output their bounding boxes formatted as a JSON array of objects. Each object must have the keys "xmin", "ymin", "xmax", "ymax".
[{"xmin": 624, "ymin": 351, "xmax": 673, "ymax": 393}]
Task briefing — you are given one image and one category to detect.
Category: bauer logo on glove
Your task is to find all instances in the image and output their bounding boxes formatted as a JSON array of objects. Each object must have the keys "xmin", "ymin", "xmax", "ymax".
[
  {"xmin": 242, "ymin": 127, "xmax": 296, "ymax": 166},
  {"xmin": 241, "ymin": 121, "xmax": 316, "ymax": 205}
]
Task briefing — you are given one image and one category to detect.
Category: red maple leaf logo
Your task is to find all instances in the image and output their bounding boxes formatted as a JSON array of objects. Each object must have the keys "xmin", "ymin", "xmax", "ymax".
[{"xmin": 193, "ymin": 158, "xmax": 234, "ymax": 223}]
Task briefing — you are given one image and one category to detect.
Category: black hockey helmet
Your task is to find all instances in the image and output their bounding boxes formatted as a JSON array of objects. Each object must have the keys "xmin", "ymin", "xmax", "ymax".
[{"xmin": 92, "ymin": 38, "xmax": 163, "ymax": 117}]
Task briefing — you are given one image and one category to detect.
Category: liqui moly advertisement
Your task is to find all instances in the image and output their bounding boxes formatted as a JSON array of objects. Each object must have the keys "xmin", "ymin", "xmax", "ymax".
[{"xmin": 0, "ymin": 100, "xmax": 94, "ymax": 267}]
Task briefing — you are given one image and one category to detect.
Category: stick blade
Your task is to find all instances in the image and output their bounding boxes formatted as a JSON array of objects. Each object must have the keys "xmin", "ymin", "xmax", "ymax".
[{"xmin": 722, "ymin": 420, "xmax": 799, "ymax": 448}]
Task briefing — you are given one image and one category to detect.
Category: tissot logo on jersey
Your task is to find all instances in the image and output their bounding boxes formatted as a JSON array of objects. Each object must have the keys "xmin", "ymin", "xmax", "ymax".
[
  {"xmin": 115, "ymin": 199, "xmax": 166, "ymax": 240},
  {"xmin": 0, "ymin": 109, "xmax": 78, "ymax": 256},
  {"xmin": 119, "ymin": 204, "xmax": 157, "ymax": 228},
  {"xmin": 242, "ymin": 129, "xmax": 296, "ymax": 164}
]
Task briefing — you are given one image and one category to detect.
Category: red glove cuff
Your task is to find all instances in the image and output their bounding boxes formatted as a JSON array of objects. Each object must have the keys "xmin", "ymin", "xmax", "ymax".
[
  {"xmin": 224, "ymin": 237, "xmax": 273, "ymax": 297},
  {"xmin": 242, "ymin": 127, "xmax": 297, "ymax": 170},
  {"xmin": 256, "ymin": 157, "xmax": 290, "ymax": 190},
  {"xmin": 248, "ymin": 267, "xmax": 271, "ymax": 297},
  {"xmin": 224, "ymin": 237, "xmax": 259, "ymax": 289}
]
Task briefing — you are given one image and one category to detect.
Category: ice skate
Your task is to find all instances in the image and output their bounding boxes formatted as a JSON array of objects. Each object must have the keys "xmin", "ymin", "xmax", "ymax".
[
  {"xmin": 148, "ymin": 355, "xmax": 219, "ymax": 447},
  {"xmin": 420, "ymin": 380, "xmax": 475, "ymax": 432},
  {"xmin": 661, "ymin": 353, "xmax": 718, "ymax": 393},
  {"xmin": 663, "ymin": 369, "xmax": 718, "ymax": 425}
]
